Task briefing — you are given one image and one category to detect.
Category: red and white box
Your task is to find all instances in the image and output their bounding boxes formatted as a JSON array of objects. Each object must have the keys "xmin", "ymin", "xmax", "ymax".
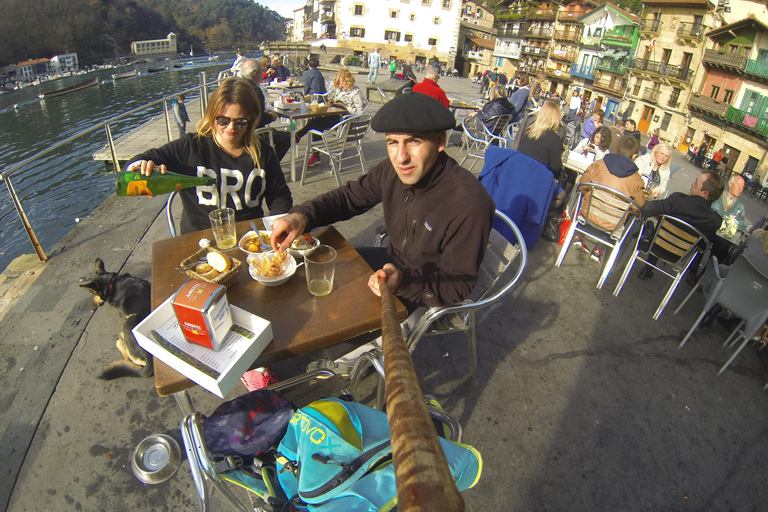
[{"xmin": 171, "ymin": 279, "xmax": 232, "ymax": 351}]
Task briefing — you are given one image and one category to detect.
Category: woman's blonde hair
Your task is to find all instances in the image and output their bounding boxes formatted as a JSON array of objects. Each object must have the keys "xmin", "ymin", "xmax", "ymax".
[
  {"xmin": 489, "ymin": 84, "xmax": 507, "ymax": 101},
  {"xmin": 754, "ymin": 229, "xmax": 768, "ymax": 254},
  {"xmin": 651, "ymin": 142, "xmax": 672, "ymax": 171},
  {"xmin": 526, "ymin": 100, "xmax": 562, "ymax": 140},
  {"xmin": 197, "ymin": 78, "xmax": 262, "ymax": 167},
  {"xmin": 333, "ymin": 69, "xmax": 355, "ymax": 90}
]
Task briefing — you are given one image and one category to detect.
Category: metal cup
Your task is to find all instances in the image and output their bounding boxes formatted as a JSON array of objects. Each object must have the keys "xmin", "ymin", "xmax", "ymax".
[
  {"xmin": 304, "ymin": 245, "xmax": 336, "ymax": 296},
  {"xmin": 208, "ymin": 207, "xmax": 236, "ymax": 250}
]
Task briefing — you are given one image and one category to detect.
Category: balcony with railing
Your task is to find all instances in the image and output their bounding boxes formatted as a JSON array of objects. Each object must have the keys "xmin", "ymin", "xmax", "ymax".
[
  {"xmin": 745, "ymin": 58, "xmax": 768, "ymax": 83},
  {"xmin": 596, "ymin": 58, "xmax": 628, "ymax": 75},
  {"xmin": 554, "ymin": 29, "xmax": 580, "ymax": 42},
  {"xmin": 497, "ymin": 26, "xmax": 525, "ymax": 38},
  {"xmin": 320, "ymin": 11, "xmax": 334, "ymax": 22},
  {"xmin": 570, "ymin": 64, "xmax": 595, "ymax": 79},
  {"xmin": 528, "ymin": 8, "xmax": 555, "ymax": 20},
  {"xmin": 560, "ymin": 6, "xmax": 589, "ymax": 22},
  {"xmin": 526, "ymin": 26, "xmax": 554, "ymax": 39},
  {"xmin": 725, "ymin": 106, "xmax": 768, "ymax": 136},
  {"xmin": 668, "ymin": 98, "xmax": 680, "ymax": 109},
  {"xmin": 522, "ymin": 44, "xmax": 550, "ymax": 57},
  {"xmin": 467, "ymin": 50, "xmax": 484, "ymax": 60},
  {"xmin": 688, "ymin": 94, "xmax": 730, "ymax": 117},
  {"xmin": 551, "ymin": 49, "xmax": 578, "ymax": 62},
  {"xmin": 642, "ymin": 88, "xmax": 661, "ymax": 103},
  {"xmin": 580, "ymin": 35, "xmax": 602, "ymax": 47},
  {"xmin": 518, "ymin": 61, "xmax": 542, "ymax": 75},
  {"xmin": 639, "ymin": 19, "xmax": 662, "ymax": 36},
  {"xmin": 601, "ymin": 28, "xmax": 636, "ymax": 47},
  {"xmin": 702, "ymin": 49, "xmax": 748, "ymax": 71},
  {"xmin": 592, "ymin": 74, "xmax": 625, "ymax": 95},
  {"xmin": 677, "ymin": 23, "xmax": 705, "ymax": 42},
  {"xmin": 546, "ymin": 67, "xmax": 573, "ymax": 82}
]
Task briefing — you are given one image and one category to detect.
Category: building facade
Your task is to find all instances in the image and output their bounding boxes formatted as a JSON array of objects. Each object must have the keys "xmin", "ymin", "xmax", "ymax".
[
  {"xmin": 0, "ymin": 65, "xmax": 18, "ymax": 90},
  {"xmin": 455, "ymin": 0, "xmax": 497, "ymax": 77},
  {"xmin": 131, "ymin": 33, "xmax": 177, "ymax": 58},
  {"xmin": 49, "ymin": 53, "xmax": 79, "ymax": 75},
  {"xmin": 688, "ymin": 16, "xmax": 768, "ymax": 181},
  {"xmin": 16, "ymin": 58, "xmax": 49, "ymax": 82}
]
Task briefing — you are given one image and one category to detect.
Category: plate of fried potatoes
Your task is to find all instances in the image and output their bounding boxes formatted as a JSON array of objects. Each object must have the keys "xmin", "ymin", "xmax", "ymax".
[
  {"xmin": 246, "ymin": 251, "xmax": 297, "ymax": 286},
  {"xmin": 238, "ymin": 230, "xmax": 272, "ymax": 255}
]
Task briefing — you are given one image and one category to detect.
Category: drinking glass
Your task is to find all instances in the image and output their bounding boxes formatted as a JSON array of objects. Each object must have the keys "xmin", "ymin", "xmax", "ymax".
[
  {"xmin": 304, "ymin": 245, "xmax": 337, "ymax": 296},
  {"xmin": 208, "ymin": 207, "xmax": 236, "ymax": 250}
]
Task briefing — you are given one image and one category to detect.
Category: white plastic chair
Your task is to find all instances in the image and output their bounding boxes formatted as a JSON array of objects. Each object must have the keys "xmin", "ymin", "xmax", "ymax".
[
  {"xmin": 300, "ymin": 114, "xmax": 372, "ymax": 187},
  {"xmin": 556, "ymin": 182, "xmax": 642, "ymax": 289},
  {"xmin": 613, "ymin": 215, "xmax": 709, "ymax": 320},
  {"xmin": 676, "ymin": 255, "xmax": 768, "ymax": 375}
]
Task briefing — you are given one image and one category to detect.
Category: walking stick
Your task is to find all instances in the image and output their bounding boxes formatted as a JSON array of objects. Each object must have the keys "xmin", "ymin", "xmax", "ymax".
[{"xmin": 379, "ymin": 283, "xmax": 465, "ymax": 512}]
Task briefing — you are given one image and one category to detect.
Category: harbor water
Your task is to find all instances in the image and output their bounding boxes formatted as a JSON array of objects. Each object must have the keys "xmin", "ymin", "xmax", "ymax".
[{"xmin": 0, "ymin": 59, "xmax": 233, "ymax": 273}]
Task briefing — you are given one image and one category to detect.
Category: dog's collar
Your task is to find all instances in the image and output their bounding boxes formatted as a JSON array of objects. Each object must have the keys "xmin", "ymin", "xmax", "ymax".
[{"xmin": 106, "ymin": 274, "xmax": 119, "ymax": 299}]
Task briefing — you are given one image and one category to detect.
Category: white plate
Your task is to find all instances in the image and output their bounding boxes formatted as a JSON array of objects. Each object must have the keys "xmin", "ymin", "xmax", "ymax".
[
  {"xmin": 238, "ymin": 230, "xmax": 272, "ymax": 255},
  {"xmin": 247, "ymin": 252, "xmax": 297, "ymax": 286},
  {"xmin": 288, "ymin": 234, "xmax": 321, "ymax": 258}
]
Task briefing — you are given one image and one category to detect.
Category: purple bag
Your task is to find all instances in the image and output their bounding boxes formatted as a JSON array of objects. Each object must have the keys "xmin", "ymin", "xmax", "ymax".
[{"xmin": 202, "ymin": 389, "xmax": 295, "ymax": 467}]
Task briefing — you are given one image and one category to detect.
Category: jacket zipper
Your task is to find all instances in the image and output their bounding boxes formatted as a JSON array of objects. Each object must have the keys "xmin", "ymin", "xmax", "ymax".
[{"xmin": 397, "ymin": 191, "xmax": 415, "ymax": 256}]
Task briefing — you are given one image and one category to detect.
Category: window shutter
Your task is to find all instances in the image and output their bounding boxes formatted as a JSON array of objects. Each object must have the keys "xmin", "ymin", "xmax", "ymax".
[
  {"xmin": 739, "ymin": 91, "xmax": 753, "ymax": 111},
  {"xmin": 362, "ymin": 28, "xmax": 366, "ymax": 38}
]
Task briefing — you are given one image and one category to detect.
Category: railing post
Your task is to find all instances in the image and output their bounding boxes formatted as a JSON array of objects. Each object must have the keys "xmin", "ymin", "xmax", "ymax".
[
  {"xmin": 199, "ymin": 72, "xmax": 208, "ymax": 114},
  {"xmin": 3, "ymin": 176, "xmax": 47, "ymax": 262},
  {"xmin": 163, "ymin": 99, "xmax": 172, "ymax": 143},
  {"xmin": 105, "ymin": 124, "xmax": 121, "ymax": 173}
]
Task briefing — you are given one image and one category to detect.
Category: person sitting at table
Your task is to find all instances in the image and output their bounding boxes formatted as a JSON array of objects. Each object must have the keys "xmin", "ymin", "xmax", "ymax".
[
  {"xmin": 579, "ymin": 135, "xmax": 646, "ymax": 231},
  {"xmin": 470, "ymin": 85, "xmax": 515, "ymax": 134},
  {"xmin": 295, "ymin": 68, "xmax": 365, "ymax": 168},
  {"xmin": 412, "ymin": 66, "xmax": 449, "ymax": 108},
  {"xmin": 623, "ymin": 119, "xmax": 642, "ymax": 146},
  {"xmin": 634, "ymin": 142, "xmax": 672, "ymax": 199},
  {"xmin": 637, "ymin": 171, "xmax": 724, "ymax": 280},
  {"xmin": 303, "ymin": 57, "xmax": 327, "ymax": 96},
  {"xmin": 581, "ymin": 108, "xmax": 603, "ymax": 142},
  {"xmin": 515, "ymin": 100, "xmax": 564, "ymax": 179},
  {"xmin": 270, "ymin": 55, "xmax": 291, "ymax": 82},
  {"xmin": 127, "ymin": 78, "xmax": 293, "ymax": 234},
  {"xmin": 271, "ymin": 93, "xmax": 495, "ymax": 311},
  {"xmin": 240, "ymin": 59, "xmax": 292, "ymax": 162},
  {"xmin": 608, "ymin": 119, "xmax": 624, "ymax": 154},
  {"xmin": 510, "ymin": 76, "xmax": 530, "ymax": 123},
  {"xmin": 261, "ymin": 56, "xmax": 275, "ymax": 84},
  {"xmin": 573, "ymin": 126, "xmax": 612, "ymax": 162},
  {"xmin": 713, "ymin": 174, "xmax": 747, "ymax": 233}
]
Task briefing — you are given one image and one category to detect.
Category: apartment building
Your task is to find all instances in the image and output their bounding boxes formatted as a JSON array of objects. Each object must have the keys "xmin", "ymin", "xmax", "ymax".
[
  {"xmin": 456, "ymin": 0, "xmax": 496, "ymax": 76},
  {"xmin": 130, "ymin": 33, "xmax": 177, "ymax": 59},
  {"xmin": 492, "ymin": 0, "xmax": 528, "ymax": 77},
  {"xmin": 687, "ymin": 16, "xmax": 768, "ymax": 179},
  {"xmin": 0, "ymin": 65, "xmax": 18, "ymax": 90},
  {"xmin": 17, "ymin": 58, "xmax": 49, "ymax": 82},
  {"xmin": 49, "ymin": 53, "xmax": 79, "ymax": 75},
  {"xmin": 546, "ymin": 0, "xmax": 594, "ymax": 95},
  {"xmin": 298, "ymin": 0, "xmax": 461, "ymax": 66}
]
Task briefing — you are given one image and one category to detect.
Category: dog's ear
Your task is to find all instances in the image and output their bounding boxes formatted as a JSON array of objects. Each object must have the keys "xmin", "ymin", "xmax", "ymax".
[
  {"xmin": 94, "ymin": 258, "xmax": 106, "ymax": 274},
  {"xmin": 80, "ymin": 281, "xmax": 99, "ymax": 295}
]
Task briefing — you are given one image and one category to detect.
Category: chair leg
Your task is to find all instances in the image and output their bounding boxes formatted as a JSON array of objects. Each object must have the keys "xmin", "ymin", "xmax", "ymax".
[
  {"xmin": 613, "ymin": 251, "xmax": 639, "ymax": 297},
  {"xmin": 717, "ymin": 334, "xmax": 749, "ymax": 376},
  {"xmin": 329, "ymin": 155, "xmax": 342, "ymax": 187},
  {"xmin": 300, "ymin": 141, "xmax": 311, "ymax": 185},
  {"xmin": 674, "ymin": 281, "xmax": 700, "ymax": 315},
  {"xmin": 467, "ymin": 311, "xmax": 477, "ymax": 379},
  {"xmin": 723, "ymin": 320, "xmax": 745, "ymax": 347},
  {"xmin": 555, "ymin": 223, "xmax": 578, "ymax": 267},
  {"xmin": 597, "ymin": 244, "xmax": 621, "ymax": 290},
  {"xmin": 679, "ymin": 310, "xmax": 707, "ymax": 349},
  {"xmin": 653, "ymin": 274, "xmax": 683, "ymax": 321},
  {"xmin": 358, "ymin": 147, "xmax": 367, "ymax": 175}
]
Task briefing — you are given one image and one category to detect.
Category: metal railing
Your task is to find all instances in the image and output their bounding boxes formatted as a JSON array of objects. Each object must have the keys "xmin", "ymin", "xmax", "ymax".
[
  {"xmin": 1, "ymin": 71, "xmax": 217, "ymax": 262},
  {"xmin": 677, "ymin": 23, "xmax": 705, "ymax": 40}
]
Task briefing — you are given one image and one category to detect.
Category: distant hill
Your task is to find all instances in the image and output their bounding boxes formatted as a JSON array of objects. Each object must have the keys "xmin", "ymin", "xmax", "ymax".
[{"xmin": 0, "ymin": 0, "xmax": 286, "ymax": 66}]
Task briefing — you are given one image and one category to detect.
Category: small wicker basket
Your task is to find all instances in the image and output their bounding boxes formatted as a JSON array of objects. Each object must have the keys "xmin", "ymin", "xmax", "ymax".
[
  {"xmin": 181, "ymin": 247, "xmax": 242, "ymax": 288},
  {"xmin": 310, "ymin": 103, "xmax": 329, "ymax": 114}
]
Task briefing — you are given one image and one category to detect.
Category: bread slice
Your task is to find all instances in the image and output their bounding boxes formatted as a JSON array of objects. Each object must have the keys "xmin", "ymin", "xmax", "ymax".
[{"xmin": 207, "ymin": 250, "xmax": 231, "ymax": 273}]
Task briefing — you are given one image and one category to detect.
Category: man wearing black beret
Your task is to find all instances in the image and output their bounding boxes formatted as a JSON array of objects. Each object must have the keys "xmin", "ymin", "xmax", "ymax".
[{"xmin": 271, "ymin": 93, "xmax": 495, "ymax": 309}]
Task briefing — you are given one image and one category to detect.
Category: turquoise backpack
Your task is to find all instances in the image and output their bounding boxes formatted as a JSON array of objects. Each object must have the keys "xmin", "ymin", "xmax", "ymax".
[{"xmin": 222, "ymin": 398, "xmax": 482, "ymax": 512}]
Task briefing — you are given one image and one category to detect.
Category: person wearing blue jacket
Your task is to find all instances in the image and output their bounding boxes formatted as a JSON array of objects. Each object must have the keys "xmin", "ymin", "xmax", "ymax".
[
  {"xmin": 510, "ymin": 76, "xmax": 530, "ymax": 122},
  {"xmin": 303, "ymin": 57, "xmax": 327, "ymax": 96}
]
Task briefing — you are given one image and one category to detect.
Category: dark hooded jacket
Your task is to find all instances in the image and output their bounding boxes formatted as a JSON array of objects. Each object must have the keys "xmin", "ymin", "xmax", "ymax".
[
  {"xmin": 580, "ymin": 154, "xmax": 646, "ymax": 231},
  {"xmin": 475, "ymin": 97, "xmax": 515, "ymax": 133}
]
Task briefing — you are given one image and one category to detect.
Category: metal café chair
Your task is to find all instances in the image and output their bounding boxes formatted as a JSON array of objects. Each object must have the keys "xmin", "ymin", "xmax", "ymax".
[
  {"xmin": 556, "ymin": 182, "xmax": 642, "ymax": 290},
  {"xmin": 300, "ymin": 114, "xmax": 372, "ymax": 187},
  {"xmin": 613, "ymin": 215, "xmax": 709, "ymax": 320},
  {"xmin": 676, "ymin": 255, "xmax": 768, "ymax": 375},
  {"xmin": 377, "ymin": 86, "xmax": 394, "ymax": 104},
  {"xmin": 459, "ymin": 116, "xmax": 506, "ymax": 172},
  {"xmin": 504, "ymin": 121, "xmax": 520, "ymax": 147}
]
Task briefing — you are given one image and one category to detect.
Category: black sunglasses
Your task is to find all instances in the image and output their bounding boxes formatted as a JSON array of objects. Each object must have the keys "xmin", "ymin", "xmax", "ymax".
[{"xmin": 215, "ymin": 116, "xmax": 250, "ymax": 128}]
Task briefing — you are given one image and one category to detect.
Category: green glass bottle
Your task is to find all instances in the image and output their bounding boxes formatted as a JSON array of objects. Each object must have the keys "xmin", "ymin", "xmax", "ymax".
[{"xmin": 115, "ymin": 170, "xmax": 216, "ymax": 196}]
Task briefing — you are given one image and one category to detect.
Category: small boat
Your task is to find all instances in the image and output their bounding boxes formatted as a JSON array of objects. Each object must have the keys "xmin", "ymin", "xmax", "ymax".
[
  {"xmin": 172, "ymin": 63, "xmax": 184, "ymax": 68},
  {"xmin": 147, "ymin": 67, "xmax": 167, "ymax": 73},
  {"xmin": 38, "ymin": 77, "xmax": 98, "ymax": 99},
  {"xmin": 112, "ymin": 70, "xmax": 138, "ymax": 80}
]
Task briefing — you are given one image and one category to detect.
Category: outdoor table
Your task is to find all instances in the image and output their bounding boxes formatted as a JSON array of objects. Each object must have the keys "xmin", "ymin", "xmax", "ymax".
[
  {"xmin": 449, "ymin": 100, "xmax": 480, "ymax": 111},
  {"xmin": 151, "ymin": 218, "xmax": 406, "ymax": 411},
  {"xmin": 270, "ymin": 104, "xmax": 348, "ymax": 182}
]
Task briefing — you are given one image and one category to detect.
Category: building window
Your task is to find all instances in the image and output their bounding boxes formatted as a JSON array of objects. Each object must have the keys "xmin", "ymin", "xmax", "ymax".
[
  {"xmin": 385, "ymin": 30, "xmax": 401, "ymax": 41},
  {"xmin": 422, "ymin": 0, "xmax": 431, "ymax": 4},
  {"xmin": 723, "ymin": 89, "xmax": 734, "ymax": 104},
  {"xmin": 354, "ymin": 4, "xmax": 363, "ymax": 15},
  {"xmin": 442, "ymin": 0, "xmax": 450, "ymax": 7},
  {"xmin": 661, "ymin": 112, "xmax": 672, "ymax": 131},
  {"xmin": 350, "ymin": 27, "xmax": 365, "ymax": 37},
  {"xmin": 433, "ymin": 16, "xmax": 440, "ymax": 24},
  {"xmin": 670, "ymin": 87, "xmax": 681, "ymax": 105},
  {"xmin": 428, "ymin": 37, "xmax": 438, "ymax": 46},
  {"xmin": 404, "ymin": 33, "xmax": 413, "ymax": 42},
  {"xmin": 710, "ymin": 85, "xmax": 720, "ymax": 100},
  {"xmin": 409, "ymin": 13, "xmax": 415, "ymax": 21},
  {"xmin": 390, "ymin": 9, "xmax": 399, "ymax": 18}
]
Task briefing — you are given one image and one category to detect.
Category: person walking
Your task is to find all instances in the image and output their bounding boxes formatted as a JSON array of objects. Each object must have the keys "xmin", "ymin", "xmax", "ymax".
[
  {"xmin": 568, "ymin": 90, "xmax": 582, "ymax": 115},
  {"xmin": 367, "ymin": 48, "xmax": 381, "ymax": 84},
  {"xmin": 171, "ymin": 94, "xmax": 190, "ymax": 139},
  {"xmin": 390, "ymin": 59, "xmax": 397, "ymax": 78}
]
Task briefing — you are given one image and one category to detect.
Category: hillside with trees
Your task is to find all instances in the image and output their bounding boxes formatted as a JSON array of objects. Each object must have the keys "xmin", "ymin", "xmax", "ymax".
[{"xmin": 0, "ymin": 0, "xmax": 286, "ymax": 66}]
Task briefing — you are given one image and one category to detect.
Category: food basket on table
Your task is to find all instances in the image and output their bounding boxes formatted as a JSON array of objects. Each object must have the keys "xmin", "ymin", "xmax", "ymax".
[
  {"xmin": 310, "ymin": 103, "xmax": 328, "ymax": 114},
  {"xmin": 181, "ymin": 247, "xmax": 242, "ymax": 287}
]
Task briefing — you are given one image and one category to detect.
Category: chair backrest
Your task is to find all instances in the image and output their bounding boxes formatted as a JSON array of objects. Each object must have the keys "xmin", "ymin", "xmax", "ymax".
[
  {"xmin": 485, "ymin": 114, "xmax": 513, "ymax": 136},
  {"xmin": 716, "ymin": 255, "xmax": 768, "ymax": 331},
  {"xmin": 463, "ymin": 116, "xmax": 490, "ymax": 144},
  {"xmin": 377, "ymin": 87, "xmax": 393, "ymax": 104},
  {"xmin": 344, "ymin": 114, "xmax": 372, "ymax": 143},
  {"xmin": 647, "ymin": 214, "xmax": 708, "ymax": 265},
  {"xmin": 578, "ymin": 182, "xmax": 641, "ymax": 236},
  {"xmin": 505, "ymin": 121, "xmax": 520, "ymax": 145}
]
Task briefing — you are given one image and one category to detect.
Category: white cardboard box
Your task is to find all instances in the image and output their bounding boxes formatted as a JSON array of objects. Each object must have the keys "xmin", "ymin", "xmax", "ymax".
[{"xmin": 134, "ymin": 297, "xmax": 273, "ymax": 397}]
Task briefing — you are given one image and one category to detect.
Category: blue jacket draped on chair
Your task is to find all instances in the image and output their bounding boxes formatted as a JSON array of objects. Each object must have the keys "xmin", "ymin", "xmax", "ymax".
[{"xmin": 479, "ymin": 146, "xmax": 556, "ymax": 249}]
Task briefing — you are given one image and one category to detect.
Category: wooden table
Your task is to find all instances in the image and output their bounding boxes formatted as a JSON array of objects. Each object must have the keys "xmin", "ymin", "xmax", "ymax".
[
  {"xmin": 271, "ymin": 104, "xmax": 348, "ymax": 182},
  {"xmin": 151, "ymin": 219, "xmax": 406, "ymax": 399}
]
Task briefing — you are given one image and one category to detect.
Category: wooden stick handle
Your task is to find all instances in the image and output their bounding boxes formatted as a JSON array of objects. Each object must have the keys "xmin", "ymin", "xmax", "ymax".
[{"xmin": 379, "ymin": 283, "xmax": 464, "ymax": 512}]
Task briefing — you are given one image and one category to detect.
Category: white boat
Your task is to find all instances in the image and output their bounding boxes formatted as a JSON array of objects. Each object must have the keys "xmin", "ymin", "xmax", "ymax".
[{"xmin": 112, "ymin": 70, "xmax": 138, "ymax": 80}]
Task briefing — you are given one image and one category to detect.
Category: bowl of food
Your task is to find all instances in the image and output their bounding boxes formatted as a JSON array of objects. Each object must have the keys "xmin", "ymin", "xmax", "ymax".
[
  {"xmin": 238, "ymin": 230, "xmax": 272, "ymax": 255},
  {"xmin": 131, "ymin": 434, "xmax": 182, "ymax": 485},
  {"xmin": 247, "ymin": 251, "xmax": 297, "ymax": 286},
  {"xmin": 288, "ymin": 233, "xmax": 320, "ymax": 258}
]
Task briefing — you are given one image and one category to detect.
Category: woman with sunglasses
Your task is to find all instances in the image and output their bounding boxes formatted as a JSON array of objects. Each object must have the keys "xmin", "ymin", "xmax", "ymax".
[{"xmin": 127, "ymin": 78, "xmax": 292, "ymax": 234}]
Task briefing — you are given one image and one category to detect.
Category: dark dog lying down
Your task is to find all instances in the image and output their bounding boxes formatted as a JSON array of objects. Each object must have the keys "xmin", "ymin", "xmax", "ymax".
[{"xmin": 80, "ymin": 258, "xmax": 153, "ymax": 379}]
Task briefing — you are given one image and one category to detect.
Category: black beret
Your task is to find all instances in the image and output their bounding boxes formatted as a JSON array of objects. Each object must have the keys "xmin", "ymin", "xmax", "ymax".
[{"xmin": 371, "ymin": 92, "xmax": 456, "ymax": 133}]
